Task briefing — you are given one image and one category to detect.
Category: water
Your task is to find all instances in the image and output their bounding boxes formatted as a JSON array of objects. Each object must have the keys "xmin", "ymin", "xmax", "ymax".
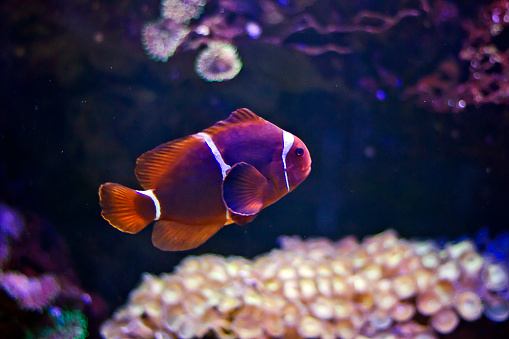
[{"xmin": 1, "ymin": 0, "xmax": 508, "ymax": 338}]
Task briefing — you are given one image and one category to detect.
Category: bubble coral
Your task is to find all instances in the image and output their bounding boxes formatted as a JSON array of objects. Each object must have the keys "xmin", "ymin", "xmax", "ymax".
[
  {"xmin": 194, "ymin": 41, "xmax": 243, "ymax": 82},
  {"xmin": 101, "ymin": 230, "xmax": 509, "ymax": 338}
]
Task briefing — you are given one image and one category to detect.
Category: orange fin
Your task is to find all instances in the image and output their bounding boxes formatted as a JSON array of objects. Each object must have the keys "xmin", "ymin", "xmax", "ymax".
[
  {"xmin": 135, "ymin": 135, "xmax": 203, "ymax": 190},
  {"xmin": 151, "ymin": 220, "xmax": 224, "ymax": 251},
  {"xmin": 99, "ymin": 183, "xmax": 155, "ymax": 233},
  {"xmin": 230, "ymin": 213, "xmax": 258, "ymax": 225},
  {"xmin": 222, "ymin": 162, "xmax": 269, "ymax": 216},
  {"xmin": 202, "ymin": 108, "xmax": 266, "ymax": 136}
]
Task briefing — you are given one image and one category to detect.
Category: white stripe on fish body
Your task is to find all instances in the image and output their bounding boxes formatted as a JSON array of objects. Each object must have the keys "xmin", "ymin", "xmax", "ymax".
[
  {"xmin": 196, "ymin": 132, "xmax": 232, "ymax": 221},
  {"xmin": 281, "ymin": 130, "xmax": 295, "ymax": 193},
  {"xmin": 136, "ymin": 189, "xmax": 161, "ymax": 220},
  {"xmin": 197, "ymin": 132, "xmax": 231, "ymax": 178}
]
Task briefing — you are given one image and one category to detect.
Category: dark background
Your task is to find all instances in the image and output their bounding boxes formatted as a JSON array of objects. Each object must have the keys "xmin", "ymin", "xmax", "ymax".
[{"xmin": 1, "ymin": 0, "xmax": 508, "ymax": 321}]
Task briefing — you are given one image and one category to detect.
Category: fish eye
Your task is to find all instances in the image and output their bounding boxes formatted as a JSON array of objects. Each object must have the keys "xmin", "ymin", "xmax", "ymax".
[{"xmin": 295, "ymin": 148, "xmax": 304, "ymax": 157}]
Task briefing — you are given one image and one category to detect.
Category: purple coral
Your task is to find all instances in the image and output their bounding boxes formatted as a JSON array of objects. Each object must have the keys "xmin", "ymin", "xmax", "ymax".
[
  {"xmin": 0, "ymin": 203, "xmax": 24, "ymax": 265},
  {"xmin": 0, "ymin": 272, "xmax": 60, "ymax": 311},
  {"xmin": 405, "ymin": 0, "xmax": 509, "ymax": 112}
]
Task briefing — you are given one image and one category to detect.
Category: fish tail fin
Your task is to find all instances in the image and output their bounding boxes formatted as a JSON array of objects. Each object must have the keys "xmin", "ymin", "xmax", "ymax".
[{"xmin": 99, "ymin": 182, "xmax": 156, "ymax": 233}]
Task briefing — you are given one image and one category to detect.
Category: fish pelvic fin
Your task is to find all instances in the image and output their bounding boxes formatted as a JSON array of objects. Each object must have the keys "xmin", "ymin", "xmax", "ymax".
[
  {"xmin": 99, "ymin": 183, "xmax": 156, "ymax": 233},
  {"xmin": 230, "ymin": 213, "xmax": 258, "ymax": 225},
  {"xmin": 222, "ymin": 162, "xmax": 270, "ymax": 217},
  {"xmin": 152, "ymin": 220, "xmax": 224, "ymax": 251}
]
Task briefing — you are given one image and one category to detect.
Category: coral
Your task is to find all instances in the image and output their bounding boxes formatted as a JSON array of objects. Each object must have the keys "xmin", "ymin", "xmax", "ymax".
[
  {"xmin": 405, "ymin": 0, "xmax": 509, "ymax": 112},
  {"xmin": 1, "ymin": 205, "xmax": 61, "ymax": 312},
  {"xmin": 0, "ymin": 203, "xmax": 24, "ymax": 265},
  {"xmin": 0, "ymin": 203, "xmax": 104, "ymax": 338},
  {"xmin": 100, "ymin": 230, "xmax": 509, "ymax": 338},
  {"xmin": 195, "ymin": 41, "xmax": 243, "ymax": 81},
  {"xmin": 0, "ymin": 203, "xmax": 24, "ymax": 241},
  {"xmin": 137, "ymin": 0, "xmax": 509, "ymax": 109},
  {"xmin": 34, "ymin": 308, "xmax": 89, "ymax": 339},
  {"xmin": 140, "ymin": 0, "xmax": 429, "ymax": 81},
  {"xmin": 142, "ymin": 19, "xmax": 191, "ymax": 62},
  {"xmin": 161, "ymin": 0, "xmax": 207, "ymax": 24},
  {"xmin": 0, "ymin": 272, "xmax": 60, "ymax": 311}
]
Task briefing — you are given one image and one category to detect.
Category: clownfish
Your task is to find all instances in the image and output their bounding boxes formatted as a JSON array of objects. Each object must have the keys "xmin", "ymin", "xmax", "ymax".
[{"xmin": 99, "ymin": 108, "xmax": 311, "ymax": 251}]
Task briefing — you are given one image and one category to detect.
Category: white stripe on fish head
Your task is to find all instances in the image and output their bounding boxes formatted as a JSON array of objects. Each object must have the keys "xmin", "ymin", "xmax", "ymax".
[
  {"xmin": 281, "ymin": 130, "xmax": 295, "ymax": 193},
  {"xmin": 196, "ymin": 132, "xmax": 232, "ymax": 221}
]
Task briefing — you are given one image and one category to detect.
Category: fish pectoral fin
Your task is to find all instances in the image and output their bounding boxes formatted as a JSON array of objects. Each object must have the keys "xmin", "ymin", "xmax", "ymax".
[
  {"xmin": 222, "ymin": 162, "xmax": 269, "ymax": 217},
  {"xmin": 152, "ymin": 220, "xmax": 224, "ymax": 251}
]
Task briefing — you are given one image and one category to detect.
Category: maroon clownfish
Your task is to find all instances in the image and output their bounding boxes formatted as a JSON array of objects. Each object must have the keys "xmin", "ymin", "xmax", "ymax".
[{"xmin": 99, "ymin": 108, "xmax": 311, "ymax": 251}]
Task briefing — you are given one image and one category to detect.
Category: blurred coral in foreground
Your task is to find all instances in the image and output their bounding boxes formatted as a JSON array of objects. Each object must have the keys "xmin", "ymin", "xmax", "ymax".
[
  {"xmin": 0, "ymin": 203, "xmax": 24, "ymax": 264},
  {"xmin": 33, "ymin": 308, "xmax": 89, "ymax": 339},
  {"xmin": 0, "ymin": 272, "xmax": 60, "ymax": 311},
  {"xmin": 101, "ymin": 230, "xmax": 509, "ymax": 338},
  {"xmin": 0, "ymin": 203, "xmax": 105, "ymax": 338}
]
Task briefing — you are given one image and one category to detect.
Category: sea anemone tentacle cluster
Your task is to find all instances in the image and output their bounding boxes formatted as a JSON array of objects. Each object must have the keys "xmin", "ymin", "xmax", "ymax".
[{"xmin": 141, "ymin": 0, "xmax": 243, "ymax": 81}]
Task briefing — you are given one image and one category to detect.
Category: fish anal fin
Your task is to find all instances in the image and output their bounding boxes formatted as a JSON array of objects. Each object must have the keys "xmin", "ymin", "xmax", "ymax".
[
  {"xmin": 152, "ymin": 220, "xmax": 224, "ymax": 251},
  {"xmin": 99, "ymin": 183, "xmax": 155, "ymax": 233},
  {"xmin": 203, "ymin": 108, "xmax": 266, "ymax": 136},
  {"xmin": 222, "ymin": 162, "xmax": 269, "ymax": 217},
  {"xmin": 135, "ymin": 136, "xmax": 202, "ymax": 189}
]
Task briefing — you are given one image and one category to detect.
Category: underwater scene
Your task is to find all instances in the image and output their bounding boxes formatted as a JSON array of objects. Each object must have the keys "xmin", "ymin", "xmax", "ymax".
[{"xmin": 1, "ymin": 0, "xmax": 509, "ymax": 338}]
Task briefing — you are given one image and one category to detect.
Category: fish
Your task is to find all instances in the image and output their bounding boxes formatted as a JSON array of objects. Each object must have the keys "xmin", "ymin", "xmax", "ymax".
[{"xmin": 99, "ymin": 108, "xmax": 311, "ymax": 251}]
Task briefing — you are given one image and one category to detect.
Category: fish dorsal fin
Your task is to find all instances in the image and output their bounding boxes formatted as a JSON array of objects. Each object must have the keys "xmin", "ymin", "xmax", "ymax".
[
  {"xmin": 225, "ymin": 108, "xmax": 265, "ymax": 124},
  {"xmin": 222, "ymin": 162, "xmax": 269, "ymax": 217},
  {"xmin": 136, "ymin": 109, "xmax": 262, "ymax": 189},
  {"xmin": 152, "ymin": 220, "xmax": 224, "ymax": 251},
  {"xmin": 135, "ymin": 136, "xmax": 202, "ymax": 190},
  {"xmin": 203, "ymin": 108, "xmax": 266, "ymax": 136}
]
